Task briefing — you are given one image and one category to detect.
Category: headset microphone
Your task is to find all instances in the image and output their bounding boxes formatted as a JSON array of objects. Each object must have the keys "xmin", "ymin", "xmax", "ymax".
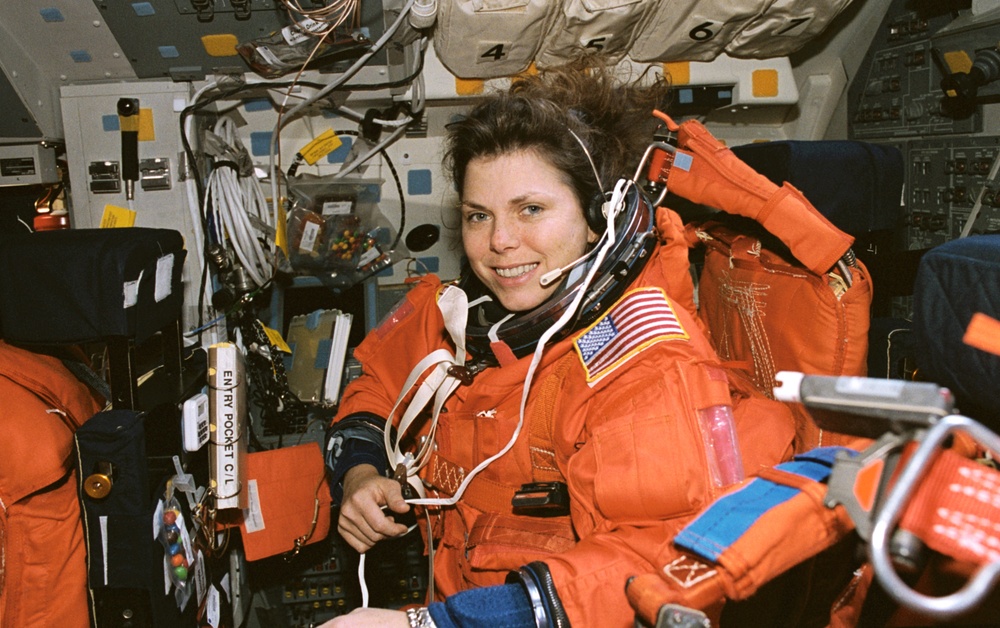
[
  {"xmin": 540, "ymin": 187, "xmax": 630, "ymax": 290},
  {"xmin": 539, "ymin": 247, "xmax": 599, "ymax": 287}
]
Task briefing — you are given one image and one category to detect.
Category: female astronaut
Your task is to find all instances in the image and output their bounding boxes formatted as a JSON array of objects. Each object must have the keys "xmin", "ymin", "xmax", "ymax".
[{"xmin": 322, "ymin": 61, "xmax": 796, "ymax": 627}]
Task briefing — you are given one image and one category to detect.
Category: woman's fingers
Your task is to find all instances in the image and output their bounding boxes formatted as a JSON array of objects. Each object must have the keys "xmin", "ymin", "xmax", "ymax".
[{"xmin": 337, "ymin": 472, "xmax": 412, "ymax": 552}]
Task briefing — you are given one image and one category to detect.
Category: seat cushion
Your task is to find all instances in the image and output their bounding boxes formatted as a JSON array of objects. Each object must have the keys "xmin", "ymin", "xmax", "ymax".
[{"xmin": 913, "ymin": 235, "xmax": 1000, "ymax": 426}]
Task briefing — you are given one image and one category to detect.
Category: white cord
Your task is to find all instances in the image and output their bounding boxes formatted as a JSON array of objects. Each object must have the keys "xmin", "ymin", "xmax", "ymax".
[
  {"xmin": 184, "ymin": 79, "xmax": 225, "ymax": 328},
  {"xmin": 395, "ymin": 179, "xmax": 632, "ymax": 508},
  {"xmin": 184, "ymin": 80, "xmax": 219, "ymax": 265},
  {"xmin": 335, "ymin": 123, "xmax": 409, "ymax": 179},
  {"xmin": 358, "ymin": 553, "xmax": 369, "ymax": 607},
  {"xmin": 207, "ymin": 116, "xmax": 274, "ymax": 289},
  {"xmin": 183, "ymin": 76, "xmax": 317, "ymax": 329},
  {"xmin": 334, "ymin": 105, "xmax": 413, "ymax": 127}
]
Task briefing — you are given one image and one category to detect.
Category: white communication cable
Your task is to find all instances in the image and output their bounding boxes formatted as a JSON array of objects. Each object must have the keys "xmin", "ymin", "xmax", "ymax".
[
  {"xmin": 184, "ymin": 78, "xmax": 280, "ymax": 322},
  {"xmin": 354, "ymin": 179, "xmax": 632, "ymax": 604},
  {"xmin": 207, "ymin": 116, "xmax": 273, "ymax": 288},
  {"xmin": 184, "ymin": 80, "xmax": 221, "ymax": 270},
  {"xmin": 400, "ymin": 179, "xmax": 631, "ymax": 509}
]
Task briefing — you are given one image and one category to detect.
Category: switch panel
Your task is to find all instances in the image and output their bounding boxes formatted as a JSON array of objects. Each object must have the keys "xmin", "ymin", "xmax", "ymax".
[
  {"xmin": 0, "ymin": 143, "xmax": 59, "ymax": 186},
  {"xmin": 848, "ymin": 0, "xmax": 980, "ymax": 140},
  {"xmin": 139, "ymin": 157, "xmax": 172, "ymax": 191},
  {"xmin": 88, "ymin": 160, "xmax": 121, "ymax": 194},
  {"xmin": 903, "ymin": 136, "xmax": 1000, "ymax": 250}
]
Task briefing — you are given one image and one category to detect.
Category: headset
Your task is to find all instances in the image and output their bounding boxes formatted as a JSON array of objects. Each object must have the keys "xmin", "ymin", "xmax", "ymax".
[
  {"xmin": 585, "ymin": 191, "xmax": 613, "ymax": 234},
  {"xmin": 459, "ymin": 122, "xmax": 656, "ymax": 365},
  {"xmin": 462, "ymin": 126, "xmax": 658, "ymax": 366}
]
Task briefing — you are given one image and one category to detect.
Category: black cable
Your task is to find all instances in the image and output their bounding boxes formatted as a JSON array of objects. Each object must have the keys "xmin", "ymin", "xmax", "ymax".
[
  {"xmin": 232, "ymin": 307, "xmax": 308, "ymax": 448},
  {"xmin": 382, "ymin": 142, "xmax": 405, "ymax": 253},
  {"xmin": 343, "ymin": 45, "xmax": 426, "ymax": 91}
]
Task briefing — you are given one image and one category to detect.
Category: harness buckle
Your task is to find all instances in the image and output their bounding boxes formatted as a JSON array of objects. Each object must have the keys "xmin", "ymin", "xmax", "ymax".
[
  {"xmin": 512, "ymin": 481, "xmax": 570, "ymax": 517},
  {"xmin": 447, "ymin": 365, "xmax": 476, "ymax": 385},
  {"xmin": 393, "ymin": 463, "xmax": 419, "ymax": 500}
]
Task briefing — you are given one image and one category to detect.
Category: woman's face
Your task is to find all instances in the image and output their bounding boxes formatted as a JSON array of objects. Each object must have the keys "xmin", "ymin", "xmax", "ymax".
[{"xmin": 460, "ymin": 149, "xmax": 598, "ymax": 312}]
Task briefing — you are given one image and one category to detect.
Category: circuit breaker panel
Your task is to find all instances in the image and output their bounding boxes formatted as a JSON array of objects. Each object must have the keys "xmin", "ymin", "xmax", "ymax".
[
  {"xmin": 847, "ymin": 0, "xmax": 1000, "ymax": 318},
  {"xmin": 905, "ymin": 135, "xmax": 1000, "ymax": 249}
]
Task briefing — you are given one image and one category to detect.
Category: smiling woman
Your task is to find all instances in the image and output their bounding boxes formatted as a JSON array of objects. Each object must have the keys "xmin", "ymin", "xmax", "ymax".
[
  {"xmin": 460, "ymin": 150, "xmax": 597, "ymax": 313},
  {"xmin": 321, "ymin": 58, "xmax": 798, "ymax": 628}
]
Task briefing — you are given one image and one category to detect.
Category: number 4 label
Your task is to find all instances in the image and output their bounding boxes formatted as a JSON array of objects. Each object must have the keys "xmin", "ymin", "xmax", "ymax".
[{"xmin": 477, "ymin": 42, "xmax": 510, "ymax": 63}]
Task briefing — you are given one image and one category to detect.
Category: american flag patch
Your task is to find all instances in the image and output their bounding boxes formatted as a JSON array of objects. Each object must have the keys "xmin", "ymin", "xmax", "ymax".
[{"xmin": 574, "ymin": 287, "xmax": 688, "ymax": 384}]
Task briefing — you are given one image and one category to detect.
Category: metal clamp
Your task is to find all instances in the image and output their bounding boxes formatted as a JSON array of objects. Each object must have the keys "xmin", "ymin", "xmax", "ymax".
[
  {"xmin": 869, "ymin": 414, "xmax": 1000, "ymax": 621},
  {"xmin": 512, "ymin": 482, "xmax": 570, "ymax": 517},
  {"xmin": 634, "ymin": 131, "xmax": 678, "ymax": 208},
  {"xmin": 824, "ymin": 432, "xmax": 911, "ymax": 542}
]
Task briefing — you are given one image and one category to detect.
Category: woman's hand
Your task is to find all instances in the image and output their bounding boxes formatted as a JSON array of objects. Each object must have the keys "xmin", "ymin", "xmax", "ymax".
[
  {"xmin": 319, "ymin": 607, "xmax": 409, "ymax": 627},
  {"xmin": 338, "ymin": 464, "xmax": 411, "ymax": 553}
]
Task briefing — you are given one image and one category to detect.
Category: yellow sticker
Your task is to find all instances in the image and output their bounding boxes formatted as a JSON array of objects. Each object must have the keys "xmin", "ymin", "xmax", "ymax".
[
  {"xmin": 261, "ymin": 324, "xmax": 292, "ymax": 353},
  {"xmin": 663, "ymin": 62, "xmax": 690, "ymax": 86},
  {"xmin": 201, "ymin": 33, "xmax": 239, "ymax": 57},
  {"xmin": 139, "ymin": 108, "xmax": 155, "ymax": 141},
  {"xmin": 299, "ymin": 129, "xmax": 343, "ymax": 165},
  {"xmin": 454, "ymin": 77, "xmax": 485, "ymax": 96},
  {"xmin": 100, "ymin": 204, "xmax": 136, "ymax": 228},
  {"xmin": 752, "ymin": 69, "xmax": 779, "ymax": 98},
  {"xmin": 943, "ymin": 50, "xmax": 973, "ymax": 75}
]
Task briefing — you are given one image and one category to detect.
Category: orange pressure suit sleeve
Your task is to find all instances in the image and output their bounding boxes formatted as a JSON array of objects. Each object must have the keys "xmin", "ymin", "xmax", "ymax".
[
  {"xmin": 0, "ymin": 340, "xmax": 103, "ymax": 628},
  {"xmin": 334, "ymin": 275, "xmax": 447, "ymax": 424},
  {"xmin": 650, "ymin": 111, "xmax": 854, "ymax": 276}
]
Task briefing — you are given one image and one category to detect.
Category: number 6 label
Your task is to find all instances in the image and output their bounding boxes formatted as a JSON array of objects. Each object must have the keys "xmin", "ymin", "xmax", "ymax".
[
  {"xmin": 631, "ymin": 6, "xmax": 762, "ymax": 63},
  {"xmin": 688, "ymin": 20, "xmax": 720, "ymax": 42}
]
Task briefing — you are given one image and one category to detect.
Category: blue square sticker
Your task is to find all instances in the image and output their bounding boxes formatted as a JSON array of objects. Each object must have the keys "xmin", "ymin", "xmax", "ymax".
[{"xmin": 674, "ymin": 151, "xmax": 694, "ymax": 172}]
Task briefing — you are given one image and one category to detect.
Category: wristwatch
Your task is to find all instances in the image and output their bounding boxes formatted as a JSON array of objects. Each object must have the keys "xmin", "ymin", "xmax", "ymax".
[{"xmin": 406, "ymin": 607, "xmax": 436, "ymax": 628}]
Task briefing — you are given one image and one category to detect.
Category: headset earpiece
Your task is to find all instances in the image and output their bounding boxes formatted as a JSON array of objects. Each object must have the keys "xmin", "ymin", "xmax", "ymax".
[
  {"xmin": 585, "ymin": 180, "xmax": 633, "ymax": 234},
  {"xmin": 585, "ymin": 190, "xmax": 610, "ymax": 234}
]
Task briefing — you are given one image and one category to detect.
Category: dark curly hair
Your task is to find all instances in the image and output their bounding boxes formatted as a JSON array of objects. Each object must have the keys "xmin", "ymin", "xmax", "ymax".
[{"xmin": 444, "ymin": 59, "xmax": 670, "ymax": 213}]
